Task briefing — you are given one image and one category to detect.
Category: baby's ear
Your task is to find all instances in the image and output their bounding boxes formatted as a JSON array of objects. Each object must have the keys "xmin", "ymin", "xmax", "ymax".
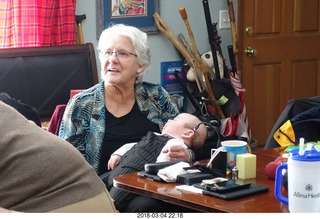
[{"xmin": 182, "ymin": 129, "xmax": 194, "ymax": 138}]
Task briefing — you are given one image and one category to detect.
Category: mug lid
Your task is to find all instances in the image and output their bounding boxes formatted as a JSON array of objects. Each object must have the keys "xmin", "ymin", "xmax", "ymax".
[{"xmin": 290, "ymin": 146, "xmax": 320, "ymax": 161}]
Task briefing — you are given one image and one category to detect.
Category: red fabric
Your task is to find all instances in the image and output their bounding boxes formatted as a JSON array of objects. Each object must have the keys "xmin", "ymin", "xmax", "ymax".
[
  {"xmin": 220, "ymin": 71, "xmax": 252, "ymax": 142},
  {"xmin": 0, "ymin": 0, "xmax": 76, "ymax": 48},
  {"xmin": 47, "ymin": 104, "xmax": 66, "ymax": 135}
]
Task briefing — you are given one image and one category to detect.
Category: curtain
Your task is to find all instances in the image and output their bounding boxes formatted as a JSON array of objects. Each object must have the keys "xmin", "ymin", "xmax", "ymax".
[{"xmin": 0, "ymin": 0, "xmax": 76, "ymax": 48}]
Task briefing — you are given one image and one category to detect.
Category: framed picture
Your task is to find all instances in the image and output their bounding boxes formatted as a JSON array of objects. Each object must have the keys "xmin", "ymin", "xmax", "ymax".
[{"xmin": 96, "ymin": 0, "xmax": 159, "ymax": 38}]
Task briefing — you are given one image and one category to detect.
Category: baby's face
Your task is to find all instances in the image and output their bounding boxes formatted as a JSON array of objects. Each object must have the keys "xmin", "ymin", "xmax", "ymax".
[
  {"xmin": 162, "ymin": 113, "xmax": 197, "ymax": 136},
  {"xmin": 162, "ymin": 118, "xmax": 185, "ymax": 135}
]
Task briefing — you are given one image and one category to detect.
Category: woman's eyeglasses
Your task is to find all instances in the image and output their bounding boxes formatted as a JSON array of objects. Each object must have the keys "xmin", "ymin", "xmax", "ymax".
[{"xmin": 98, "ymin": 50, "xmax": 137, "ymax": 59}]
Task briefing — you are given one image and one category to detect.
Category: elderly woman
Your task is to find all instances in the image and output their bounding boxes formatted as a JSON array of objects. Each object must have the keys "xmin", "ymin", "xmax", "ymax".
[{"xmin": 58, "ymin": 24, "xmax": 196, "ymax": 212}]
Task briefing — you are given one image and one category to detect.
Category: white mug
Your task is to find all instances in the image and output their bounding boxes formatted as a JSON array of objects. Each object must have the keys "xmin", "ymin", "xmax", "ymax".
[
  {"xmin": 221, "ymin": 140, "xmax": 247, "ymax": 171},
  {"xmin": 274, "ymin": 146, "xmax": 320, "ymax": 213}
]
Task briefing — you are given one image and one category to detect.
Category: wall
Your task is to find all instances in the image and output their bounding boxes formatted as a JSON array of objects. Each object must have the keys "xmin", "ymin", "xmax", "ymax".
[{"xmin": 76, "ymin": 0, "xmax": 237, "ymax": 84}]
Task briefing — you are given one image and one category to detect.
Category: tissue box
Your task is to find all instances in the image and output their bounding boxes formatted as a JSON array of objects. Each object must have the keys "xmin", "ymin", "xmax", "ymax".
[{"xmin": 236, "ymin": 153, "xmax": 256, "ymax": 179}]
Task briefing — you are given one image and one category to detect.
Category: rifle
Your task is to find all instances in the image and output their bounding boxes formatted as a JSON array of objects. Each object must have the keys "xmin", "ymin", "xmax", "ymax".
[
  {"xmin": 153, "ymin": 11, "xmax": 225, "ymax": 119},
  {"xmin": 177, "ymin": 8, "xmax": 225, "ymax": 119},
  {"xmin": 202, "ymin": 0, "xmax": 221, "ymax": 80},
  {"xmin": 227, "ymin": 45, "xmax": 237, "ymax": 76},
  {"xmin": 212, "ymin": 22, "xmax": 231, "ymax": 79},
  {"xmin": 227, "ymin": 0, "xmax": 239, "ymax": 71}
]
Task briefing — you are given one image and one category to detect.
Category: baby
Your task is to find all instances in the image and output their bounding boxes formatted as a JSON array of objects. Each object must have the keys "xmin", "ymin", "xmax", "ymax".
[{"xmin": 107, "ymin": 113, "xmax": 208, "ymax": 169}]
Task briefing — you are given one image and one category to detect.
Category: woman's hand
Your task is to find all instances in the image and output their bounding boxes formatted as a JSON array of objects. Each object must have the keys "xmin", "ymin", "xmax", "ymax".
[{"xmin": 162, "ymin": 145, "xmax": 191, "ymax": 162}]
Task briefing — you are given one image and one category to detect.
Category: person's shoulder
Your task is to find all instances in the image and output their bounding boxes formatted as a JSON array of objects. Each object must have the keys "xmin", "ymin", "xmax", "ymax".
[
  {"xmin": 0, "ymin": 92, "xmax": 41, "ymax": 127},
  {"xmin": 81, "ymin": 82, "xmax": 103, "ymax": 95},
  {"xmin": 140, "ymin": 81, "xmax": 160, "ymax": 88},
  {"xmin": 71, "ymin": 82, "xmax": 103, "ymax": 101},
  {"xmin": 138, "ymin": 81, "xmax": 167, "ymax": 94}
]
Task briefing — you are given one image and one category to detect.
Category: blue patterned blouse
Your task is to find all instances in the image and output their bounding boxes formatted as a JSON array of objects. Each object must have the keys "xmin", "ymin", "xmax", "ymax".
[{"xmin": 58, "ymin": 81, "xmax": 183, "ymax": 172}]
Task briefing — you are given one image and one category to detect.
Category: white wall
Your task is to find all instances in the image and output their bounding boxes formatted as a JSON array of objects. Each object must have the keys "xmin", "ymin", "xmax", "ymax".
[{"xmin": 76, "ymin": 0, "xmax": 236, "ymax": 83}]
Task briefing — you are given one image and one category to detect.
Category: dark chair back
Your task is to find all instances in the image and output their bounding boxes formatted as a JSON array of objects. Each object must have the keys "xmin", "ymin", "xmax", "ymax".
[{"xmin": 0, "ymin": 43, "xmax": 98, "ymax": 119}]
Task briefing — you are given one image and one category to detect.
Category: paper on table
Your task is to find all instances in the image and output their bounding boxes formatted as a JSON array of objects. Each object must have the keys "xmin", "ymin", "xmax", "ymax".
[
  {"xmin": 175, "ymin": 185, "xmax": 203, "ymax": 194},
  {"xmin": 158, "ymin": 162, "xmax": 190, "ymax": 182}
]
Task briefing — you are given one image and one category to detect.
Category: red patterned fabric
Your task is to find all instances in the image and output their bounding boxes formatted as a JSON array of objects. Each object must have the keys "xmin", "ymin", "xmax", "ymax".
[
  {"xmin": 220, "ymin": 71, "xmax": 252, "ymax": 143},
  {"xmin": 0, "ymin": 0, "xmax": 76, "ymax": 48}
]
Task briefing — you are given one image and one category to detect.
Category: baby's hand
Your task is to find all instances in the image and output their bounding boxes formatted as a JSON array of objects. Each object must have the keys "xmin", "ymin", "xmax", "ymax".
[{"xmin": 108, "ymin": 154, "xmax": 121, "ymax": 170}]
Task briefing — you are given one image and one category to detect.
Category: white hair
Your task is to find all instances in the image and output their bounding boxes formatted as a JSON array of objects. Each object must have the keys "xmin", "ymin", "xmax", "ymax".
[{"xmin": 98, "ymin": 24, "xmax": 151, "ymax": 83}]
